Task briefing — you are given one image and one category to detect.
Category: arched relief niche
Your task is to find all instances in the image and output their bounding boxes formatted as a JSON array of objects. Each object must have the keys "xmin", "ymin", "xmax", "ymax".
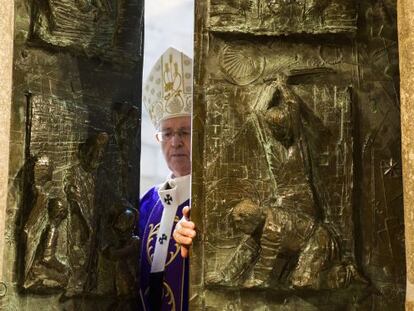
[
  {"xmin": 192, "ymin": 0, "xmax": 405, "ymax": 310},
  {"xmin": 0, "ymin": 1, "xmax": 144, "ymax": 310}
]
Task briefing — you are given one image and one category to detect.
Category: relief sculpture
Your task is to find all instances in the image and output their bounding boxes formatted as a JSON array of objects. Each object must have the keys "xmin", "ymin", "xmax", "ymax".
[
  {"xmin": 4, "ymin": 0, "xmax": 143, "ymax": 309},
  {"xmin": 64, "ymin": 132, "xmax": 109, "ymax": 296},
  {"xmin": 22, "ymin": 156, "xmax": 69, "ymax": 292},
  {"xmin": 209, "ymin": 0, "xmax": 357, "ymax": 35},
  {"xmin": 112, "ymin": 102, "xmax": 140, "ymax": 196},
  {"xmin": 14, "ymin": 90, "xmax": 141, "ymax": 308},
  {"xmin": 16, "ymin": 93, "xmax": 141, "ymax": 309},
  {"xmin": 102, "ymin": 201, "xmax": 140, "ymax": 310},
  {"xmin": 209, "ymin": 198, "xmax": 361, "ymax": 289},
  {"xmin": 193, "ymin": 1, "xmax": 405, "ymax": 306},
  {"xmin": 20, "ymin": 131, "xmax": 110, "ymax": 296},
  {"xmin": 30, "ymin": 0, "xmax": 141, "ymax": 64},
  {"xmin": 204, "ymin": 76, "xmax": 359, "ymax": 291}
]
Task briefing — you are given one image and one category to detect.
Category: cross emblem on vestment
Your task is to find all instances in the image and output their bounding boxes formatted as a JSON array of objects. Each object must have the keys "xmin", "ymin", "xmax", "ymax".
[
  {"xmin": 158, "ymin": 233, "xmax": 168, "ymax": 245},
  {"xmin": 164, "ymin": 194, "xmax": 173, "ymax": 205}
]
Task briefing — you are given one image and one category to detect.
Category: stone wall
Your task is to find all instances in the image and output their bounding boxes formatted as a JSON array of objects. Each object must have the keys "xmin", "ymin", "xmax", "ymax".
[{"xmin": 0, "ymin": 0, "xmax": 14, "ymax": 285}]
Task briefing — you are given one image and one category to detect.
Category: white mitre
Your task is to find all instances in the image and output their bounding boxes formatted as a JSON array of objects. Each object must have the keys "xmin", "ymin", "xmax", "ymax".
[{"xmin": 143, "ymin": 47, "xmax": 193, "ymax": 129}]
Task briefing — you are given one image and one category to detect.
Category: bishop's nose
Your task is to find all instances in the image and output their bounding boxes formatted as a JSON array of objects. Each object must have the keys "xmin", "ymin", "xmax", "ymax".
[{"xmin": 170, "ymin": 133, "xmax": 184, "ymax": 146}]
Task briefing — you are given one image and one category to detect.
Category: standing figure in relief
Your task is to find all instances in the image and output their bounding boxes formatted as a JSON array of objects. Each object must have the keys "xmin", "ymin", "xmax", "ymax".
[
  {"xmin": 103, "ymin": 202, "xmax": 140, "ymax": 311},
  {"xmin": 64, "ymin": 132, "xmax": 108, "ymax": 296}
]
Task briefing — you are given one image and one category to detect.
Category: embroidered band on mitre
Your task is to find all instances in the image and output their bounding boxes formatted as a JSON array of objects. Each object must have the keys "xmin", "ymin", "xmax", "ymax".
[
  {"xmin": 151, "ymin": 174, "xmax": 191, "ymax": 273},
  {"xmin": 143, "ymin": 47, "xmax": 193, "ymax": 129}
]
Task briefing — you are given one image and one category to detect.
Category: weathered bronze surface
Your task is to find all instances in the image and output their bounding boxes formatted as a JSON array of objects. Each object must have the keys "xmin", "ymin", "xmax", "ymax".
[
  {"xmin": 31, "ymin": 0, "xmax": 141, "ymax": 64},
  {"xmin": 192, "ymin": 0, "xmax": 404, "ymax": 310},
  {"xmin": 398, "ymin": 1, "xmax": 414, "ymax": 308},
  {"xmin": 1, "ymin": 0, "xmax": 143, "ymax": 310},
  {"xmin": 208, "ymin": 0, "xmax": 357, "ymax": 35},
  {"xmin": 22, "ymin": 156, "xmax": 69, "ymax": 292}
]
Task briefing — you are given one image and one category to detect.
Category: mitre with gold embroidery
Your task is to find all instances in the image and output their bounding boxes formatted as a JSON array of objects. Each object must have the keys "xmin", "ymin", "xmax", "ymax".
[{"xmin": 143, "ymin": 47, "xmax": 193, "ymax": 128}]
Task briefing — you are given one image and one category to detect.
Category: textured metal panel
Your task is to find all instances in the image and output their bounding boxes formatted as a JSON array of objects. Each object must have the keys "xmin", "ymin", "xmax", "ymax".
[
  {"xmin": 1, "ymin": 0, "xmax": 144, "ymax": 309},
  {"xmin": 192, "ymin": 0, "xmax": 405, "ymax": 309}
]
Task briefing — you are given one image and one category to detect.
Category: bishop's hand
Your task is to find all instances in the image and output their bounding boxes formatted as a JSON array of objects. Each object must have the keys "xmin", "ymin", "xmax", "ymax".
[{"xmin": 173, "ymin": 206, "xmax": 196, "ymax": 258}]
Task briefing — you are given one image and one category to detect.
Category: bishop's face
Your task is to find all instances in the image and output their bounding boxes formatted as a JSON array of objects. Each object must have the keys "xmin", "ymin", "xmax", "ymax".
[{"xmin": 158, "ymin": 116, "xmax": 191, "ymax": 177}]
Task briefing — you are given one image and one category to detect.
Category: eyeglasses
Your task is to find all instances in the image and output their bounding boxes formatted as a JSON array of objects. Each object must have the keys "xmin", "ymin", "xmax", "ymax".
[{"xmin": 156, "ymin": 128, "xmax": 191, "ymax": 142}]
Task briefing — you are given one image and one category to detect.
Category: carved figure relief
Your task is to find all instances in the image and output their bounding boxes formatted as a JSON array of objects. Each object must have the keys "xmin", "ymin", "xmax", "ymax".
[
  {"xmin": 30, "ymin": 0, "xmax": 141, "ymax": 63},
  {"xmin": 112, "ymin": 102, "xmax": 140, "ymax": 196},
  {"xmin": 64, "ymin": 132, "xmax": 109, "ymax": 296},
  {"xmin": 14, "ymin": 88, "xmax": 142, "ymax": 311},
  {"xmin": 5, "ymin": 0, "xmax": 143, "ymax": 309},
  {"xmin": 193, "ymin": 1, "xmax": 404, "ymax": 308},
  {"xmin": 15, "ymin": 95, "xmax": 141, "ymax": 310},
  {"xmin": 22, "ymin": 156, "xmax": 69, "ymax": 292},
  {"xmin": 209, "ymin": 0, "xmax": 357, "ymax": 35},
  {"xmin": 103, "ymin": 201, "xmax": 140, "ymax": 310},
  {"xmin": 208, "ymin": 198, "xmax": 363, "ymax": 289},
  {"xmin": 14, "ymin": 85, "xmax": 143, "ymax": 307},
  {"xmin": 202, "ymin": 72, "xmax": 357, "ymax": 291}
]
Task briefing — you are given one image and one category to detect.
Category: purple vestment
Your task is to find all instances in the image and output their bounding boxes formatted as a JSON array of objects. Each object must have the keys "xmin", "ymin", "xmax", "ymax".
[{"xmin": 138, "ymin": 186, "xmax": 189, "ymax": 311}]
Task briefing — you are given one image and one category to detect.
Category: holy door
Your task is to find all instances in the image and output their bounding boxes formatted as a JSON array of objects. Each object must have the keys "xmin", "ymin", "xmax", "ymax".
[
  {"xmin": 0, "ymin": 1, "xmax": 144, "ymax": 310},
  {"xmin": 191, "ymin": 0, "xmax": 405, "ymax": 310}
]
